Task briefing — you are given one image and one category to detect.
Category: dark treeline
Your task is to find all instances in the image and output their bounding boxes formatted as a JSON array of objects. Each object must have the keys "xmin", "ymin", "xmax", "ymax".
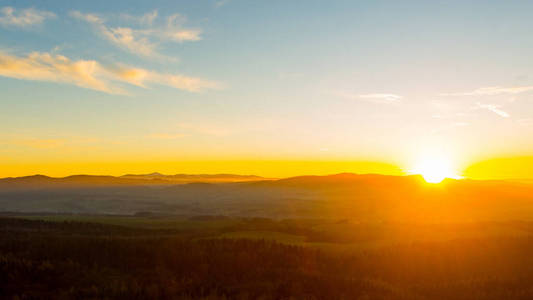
[{"xmin": 1, "ymin": 218, "xmax": 532, "ymax": 299}]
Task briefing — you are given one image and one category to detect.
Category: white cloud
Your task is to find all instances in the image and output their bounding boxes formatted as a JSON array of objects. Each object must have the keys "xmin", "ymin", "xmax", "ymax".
[
  {"xmin": 359, "ymin": 93, "xmax": 403, "ymax": 103},
  {"xmin": 0, "ymin": 6, "xmax": 55, "ymax": 27},
  {"xmin": 442, "ymin": 86, "xmax": 533, "ymax": 96},
  {"xmin": 105, "ymin": 27, "xmax": 157, "ymax": 57},
  {"xmin": 121, "ymin": 10, "xmax": 158, "ymax": 26},
  {"xmin": 70, "ymin": 11, "xmax": 157, "ymax": 58},
  {"xmin": 214, "ymin": 0, "xmax": 231, "ymax": 8},
  {"xmin": 70, "ymin": 10, "xmax": 202, "ymax": 58},
  {"xmin": 0, "ymin": 51, "xmax": 121, "ymax": 94},
  {"xmin": 476, "ymin": 102, "xmax": 510, "ymax": 118},
  {"xmin": 112, "ymin": 65, "xmax": 221, "ymax": 92},
  {"xmin": 0, "ymin": 51, "xmax": 220, "ymax": 94},
  {"xmin": 333, "ymin": 91, "xmax": 403, "ymax": 104},
  {"xmin": 163, "ymin": 28, "xmax": 202, "ymax": 42},
  {"xmin": 163, "ymin": 13, "xmax": 202, "ymax": 42}
]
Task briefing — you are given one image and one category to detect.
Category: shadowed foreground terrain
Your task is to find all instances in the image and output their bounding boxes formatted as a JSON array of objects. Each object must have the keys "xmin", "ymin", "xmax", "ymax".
[{"xmin": 1, "ymin": 217, "xmax": 532, "ymax": 299}]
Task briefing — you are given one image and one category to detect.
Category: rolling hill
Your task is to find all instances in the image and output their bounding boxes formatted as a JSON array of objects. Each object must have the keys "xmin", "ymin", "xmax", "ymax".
[{"xmin": 1, "ymin": 173, "xmax": 533, "ymax": 221}]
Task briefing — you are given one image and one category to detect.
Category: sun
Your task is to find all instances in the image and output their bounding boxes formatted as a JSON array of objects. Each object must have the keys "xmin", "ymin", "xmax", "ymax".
[{"xmin": 411, "ymin": 154, "xmax": 459, "ymax": 183}]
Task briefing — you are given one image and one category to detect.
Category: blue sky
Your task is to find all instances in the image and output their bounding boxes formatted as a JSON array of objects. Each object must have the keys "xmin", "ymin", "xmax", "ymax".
[{"xmin": 1, "ymin": 0, "xmax": 533, "ymax": 176}]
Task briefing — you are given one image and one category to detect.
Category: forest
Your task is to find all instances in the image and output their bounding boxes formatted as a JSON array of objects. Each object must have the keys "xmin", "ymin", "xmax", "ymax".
[{"xmin": 1, "ymin": 216, "xmax": 532, "ymax": 299}]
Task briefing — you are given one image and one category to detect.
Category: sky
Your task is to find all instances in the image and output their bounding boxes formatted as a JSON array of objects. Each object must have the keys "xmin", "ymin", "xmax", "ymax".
[{"xmin": 1, "ymin": 0, "xmax": 533, "ymax": 178}]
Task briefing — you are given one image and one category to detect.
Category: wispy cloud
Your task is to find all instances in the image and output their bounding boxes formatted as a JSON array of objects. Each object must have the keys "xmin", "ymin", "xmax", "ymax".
[
  {"xmin": 163, "ymin": 13, "xmax": 202, "ymax": 42},
  {"xmin": 120, "ymin": 10, "xmax": 158, "ymax": 26},
  {"xmin": 442, "ymin": 86, "xmax": 533, "ymax": 96},
  {"xmin": 0, "ymin": 6, "xmax": 55, "ymax": 27},
  {"xmin": 70, "ymin": 11, "xmax": 157, "ymax": 58},
  {"xmin": 70, "ymin": 10, "xmax": 202, "ymax": 59},
  {"xmin": 332, "ymin": 91, "xmax": 403, "ymax": 104},
  {"xmin": 112, "ymin": 64, "xmax": 221, "ymax": 92},
  {"xmin": 476, "ymin": 102, "xmax": 510, "ymax": 118},
  {"xmin": 0, "ymin": 51, "xmax": 220, "ymax": 94},
  {"xmin": 359, "ymin": 93, "xmax": 403, "ymax": 103},
  {"xmin": 214, "ymin": 0, "xmax": 231, "ymax": 8},
  {"xmin": 0, "ymin": 51, "xmax": 121, "ymax": 94}
]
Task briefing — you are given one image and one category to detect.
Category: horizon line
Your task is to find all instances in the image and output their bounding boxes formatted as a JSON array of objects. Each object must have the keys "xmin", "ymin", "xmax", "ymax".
[{"xmin": 2, "ymin": 172, "xmax": 531, "ymax": 183}]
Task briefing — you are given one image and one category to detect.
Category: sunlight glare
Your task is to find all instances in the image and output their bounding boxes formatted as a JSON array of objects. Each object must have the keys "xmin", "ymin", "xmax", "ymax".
[{"xmin": 412, "ymin": 154, "xmax": 459, "ymax": 183}]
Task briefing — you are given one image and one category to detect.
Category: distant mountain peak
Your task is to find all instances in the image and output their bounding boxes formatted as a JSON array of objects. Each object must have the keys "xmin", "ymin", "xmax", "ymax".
[
  {"xmin": 147, "ymin": 172, "xmax": 164, "ymax": 176},
  {"xmin": 0, "ymin": 173, "xmax": 270, "ymax": 189}
]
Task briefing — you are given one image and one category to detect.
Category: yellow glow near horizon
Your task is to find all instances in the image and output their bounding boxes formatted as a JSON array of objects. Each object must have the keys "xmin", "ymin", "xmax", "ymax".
[
  {"xmin": 0, "ymin": 160, "xmax": 405, "ymax": 179},
  {"xmin": 411, "ymin": 154, "xmax": 460, "ymax": 183},
  {"xmin": 3, "ymin": 156, "xmax": 533, "ymax": 180}
]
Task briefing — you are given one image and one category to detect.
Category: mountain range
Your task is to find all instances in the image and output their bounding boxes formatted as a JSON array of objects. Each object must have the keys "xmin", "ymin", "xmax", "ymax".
[
  {"xmin": 1, "ymin": 173, "xmax": 533, "ymax": 222},
  {"xmin": 0, "ymin": 173, "xmax": 270, "ymax": 190}
]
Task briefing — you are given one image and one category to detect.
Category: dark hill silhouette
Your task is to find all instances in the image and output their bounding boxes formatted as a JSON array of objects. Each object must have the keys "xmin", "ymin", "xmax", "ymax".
[
  {"xmin": 121, "ymin": 173, "xmax": 268, "ymax": 183},
  {"xmin": 0, "ymin": 174, "xmax": 170, "ymax": 189},
  {"xmin": 261, "ymin": 173, "xmax": 426, "ymax": 188},
  {"xmin": 0, "ymin": 173, "xmax": 271, "ymax": 190},
  {"xmin": 1, "ymin": 173, "xmax": 533, "ymax": 221}
]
